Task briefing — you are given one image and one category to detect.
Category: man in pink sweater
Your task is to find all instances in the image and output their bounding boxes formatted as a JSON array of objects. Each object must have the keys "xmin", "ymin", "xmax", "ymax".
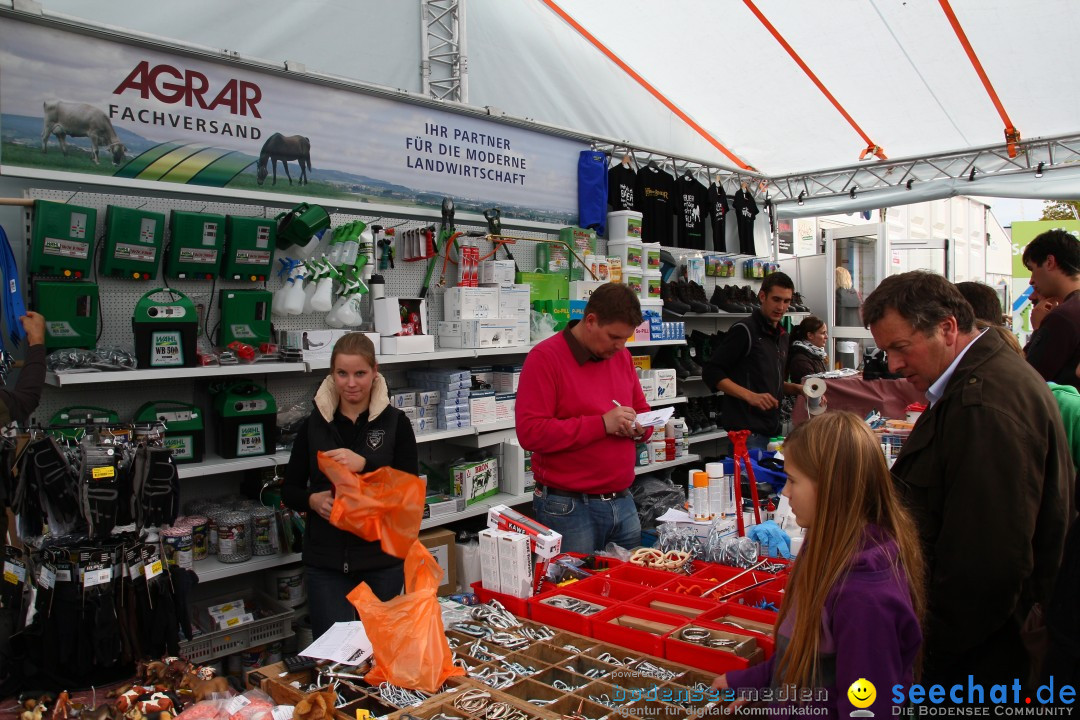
[{"xmin": 516, "ymin": 283, "xmax": 653, "ymax": 553}]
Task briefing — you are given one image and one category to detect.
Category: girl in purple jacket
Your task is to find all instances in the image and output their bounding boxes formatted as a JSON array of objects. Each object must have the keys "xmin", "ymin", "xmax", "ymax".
[{"xmin": 715, "ymin": 411, "xmax": 925, "ymax": 717}]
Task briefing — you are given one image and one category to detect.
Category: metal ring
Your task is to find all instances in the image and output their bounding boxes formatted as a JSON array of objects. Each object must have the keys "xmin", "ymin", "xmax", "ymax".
[{"xmin": 680, "ymin": 627, "xmax": 712, "ymax": 643}]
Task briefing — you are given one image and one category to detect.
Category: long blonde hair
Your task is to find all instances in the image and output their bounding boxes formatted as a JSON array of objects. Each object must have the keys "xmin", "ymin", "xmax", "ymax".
[{"xmin": 775, "ymin": 412, "xmax": 925, "ymax": 687}]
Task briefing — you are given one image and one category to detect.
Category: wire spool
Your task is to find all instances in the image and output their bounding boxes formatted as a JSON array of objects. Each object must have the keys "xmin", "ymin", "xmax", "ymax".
[
  {"xmin": 178, "ymin": 515, "xmax": 209, "ymax": 560},
  {"xmin": 161, "ymin": 524, "xmax": 194, "ymax": 569},
  {"xmin": 206, "ymin": 507, "xmax": 228, "ymax": 555},
  {"xmin": 267, "ymin": 565, "xmax": 306, "ymax": 607},
  {"xmin": 250, "ymin": 505, "xmax": 279, "ymax": 556},
  {"xmin": 183, "ymin": 499, "xmax": 214, "ymax": 517},
  {"xmin": 293, "ymin": 606, "xmax": 313, "ymax": 650},
  {"xmin": 216, "ymin": 510, "xmax": 253, "ymax": 563},
  {"xmin": 803, "ymin": 377, "xmax": 827, "ymax": 416}
]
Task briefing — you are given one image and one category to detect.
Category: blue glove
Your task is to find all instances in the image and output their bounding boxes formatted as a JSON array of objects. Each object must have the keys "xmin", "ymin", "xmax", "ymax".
[{"xmin": 747, "ymin": 520, "xmax": 793, "ymax": 559}]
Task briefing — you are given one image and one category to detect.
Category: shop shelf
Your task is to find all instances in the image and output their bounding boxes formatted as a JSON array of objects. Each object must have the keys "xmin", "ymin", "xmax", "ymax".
[
  {"xmin": 634, "ymin": 453, "xmax": 702, "ymax": 475},
  {"xmin": 178, "ymin": 451, "xmax": 292, "ymax": 478},
  {"xmin": 687, "ymin": 430, "xmax": 728, "ymax": 444},
  {"xmin": 46, "ymin": 362, "xmax": 310, "ymax": 387},
  {"xmin": 194, "ymin": 550, "xmax": 303, "ymax": 583},
  {"xmin": 420, "ymin": 490, "xmax": 531, "ymax": 530},
  {"xmin": 627, "ymin": 339, "xmax": 687, "ymax": 348},
  {"xmin": 650, "ymin": 395, "xmax": 686, "ymax": 408}
]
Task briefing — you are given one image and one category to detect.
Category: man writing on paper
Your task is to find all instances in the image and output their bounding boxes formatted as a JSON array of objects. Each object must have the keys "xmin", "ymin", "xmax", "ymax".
[{"xmin": 516, "ymin": 283, "xmax": 653, "ymax": 553}]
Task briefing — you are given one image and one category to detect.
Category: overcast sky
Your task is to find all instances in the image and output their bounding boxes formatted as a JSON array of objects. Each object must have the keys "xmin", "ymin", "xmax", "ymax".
[{"xmin": 974, "ymin": 196, "xmax": 1049, "ymax": 229}]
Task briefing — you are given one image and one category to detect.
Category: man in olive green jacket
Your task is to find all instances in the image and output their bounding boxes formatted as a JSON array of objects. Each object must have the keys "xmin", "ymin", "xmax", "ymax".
[{"xmin": 865, "ymin": 271, "xmax": 1074, "ymax": 690}]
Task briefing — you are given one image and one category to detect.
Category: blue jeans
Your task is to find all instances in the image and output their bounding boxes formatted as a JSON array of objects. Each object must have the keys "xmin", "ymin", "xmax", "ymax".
[
  {"xmin": 746, "ymin": 433, "xmax": 771, "ymax": 452},
  {"xmin": 532, "ymin": 488, "xmax": 641, "ymax": 554},
  {"xmin": 305, "ymin": 562, "xmax": 404, "ymax": 640}
]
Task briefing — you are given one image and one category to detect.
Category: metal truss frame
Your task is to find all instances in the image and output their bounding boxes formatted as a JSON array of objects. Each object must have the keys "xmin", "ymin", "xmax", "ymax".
[
  {"xmin": 421, "ymin": 0, "xmax": 468, "ymax": 102},
  {"xmin": 766, "ymin": 133, "xmax": 1080, "ymax": 203}
]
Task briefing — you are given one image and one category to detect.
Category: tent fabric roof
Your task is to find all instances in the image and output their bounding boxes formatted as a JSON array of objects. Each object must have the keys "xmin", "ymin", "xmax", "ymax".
[{"xmin": 25, "ymin": 0, "xmax": 1080, "ymax": 178}]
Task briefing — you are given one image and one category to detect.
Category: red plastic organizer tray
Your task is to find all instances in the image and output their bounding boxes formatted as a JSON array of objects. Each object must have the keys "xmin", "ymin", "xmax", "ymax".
[
  {"xmin": 471, "ymin": 580, "xmax": 530, "ymax": 617},
  {"xmin": 664, "ymin": 618, "xmax": 776, "ymax": 675},
  {"xmin": 589, "ymin": 604, "xmax": 690, "ymax": 657},
  {"xmin": 528, "ymin": 585, "xmax": 617, "ymax": 636}
]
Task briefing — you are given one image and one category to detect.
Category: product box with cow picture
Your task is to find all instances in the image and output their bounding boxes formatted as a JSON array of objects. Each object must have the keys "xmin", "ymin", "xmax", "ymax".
[{"xmin": 452, "ymin": 456, "xmax": 499, "ymax": 506}]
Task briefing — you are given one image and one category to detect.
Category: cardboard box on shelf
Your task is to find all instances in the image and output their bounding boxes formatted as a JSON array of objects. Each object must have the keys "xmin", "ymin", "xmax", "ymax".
[
  {"xmin": 499, "ymin": 439, "xmax": 535, "ymax": 495},
  {"xmin": 453, "ymin": 456, "xmax": 499, "ymax": 505},
  {"xmin": 480, "ymin": 260, "xmax": 516, "ymax": 288},
  {"xmin": 444, "ymin": 286, "xmax": 500, "ymax": 320},
  {"xmin": 437, "ymin": 319, "xmax": 518, "ymax": 348},
  {"xmin": 419, "ymin": 528, "xmax": 458, "ymax": 596},
  {"xmin": 497, "ymin": 531, "xmax": 533, "ymax": 599},
  {"xmin": 374, "ymin": 297, "xmax": 428, "ymax": 336}
]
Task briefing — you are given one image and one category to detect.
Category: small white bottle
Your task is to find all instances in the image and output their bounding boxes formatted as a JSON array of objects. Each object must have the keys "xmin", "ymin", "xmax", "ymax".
[
  {"xmin": 706, "ymin": 461, "xmax": 726, "ymax": 519},
  {"xmin": 693, "ymin": 471, "xmax": 713, "ymax": 522}
]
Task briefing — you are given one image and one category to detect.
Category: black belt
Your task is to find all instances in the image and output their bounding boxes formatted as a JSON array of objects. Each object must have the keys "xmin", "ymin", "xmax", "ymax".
[{"xmin": 538, "ymin": 485, "xmax": 629, "ymax": 502}]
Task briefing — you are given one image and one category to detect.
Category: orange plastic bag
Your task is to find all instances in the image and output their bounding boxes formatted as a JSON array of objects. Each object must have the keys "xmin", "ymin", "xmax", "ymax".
[
  {"xmin": 348, "ymin": 539, "xmax": 465, "ymax": 692},
  {"xmin": 318, "ymin": 454, "xmax": 425, "ymax": 558}
]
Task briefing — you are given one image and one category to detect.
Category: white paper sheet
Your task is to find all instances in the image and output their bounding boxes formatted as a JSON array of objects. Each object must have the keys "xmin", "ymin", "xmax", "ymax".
[
  {"xmin": 636, "ymin": 407, "xmax": 675, "ymax": 428},
  {"xmin": 298, "ymin": 621, "xmax": 373, "ymax": 664}
]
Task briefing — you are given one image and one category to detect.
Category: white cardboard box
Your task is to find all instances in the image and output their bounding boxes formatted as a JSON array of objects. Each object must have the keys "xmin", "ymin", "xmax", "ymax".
[
  {"xmin": 569, "ymin": 280, "xmax": 606, "ymax": 301},
  {"xmin": 469, "ymin": 390, "xmax": 497, "ymax": 426},
  {"xmin": 438, "ymin": 320, "xmax": 517, "ymax": 348},
  {"xmin": 444, "ymin": 286, "xmax": 500, "ymax": 320},
  {"xmin": 501, "ymin": 284, "xmax": 532, "ymax": 316},
  {"xmin": 495, "ymin": 392, "xmax": 515, "ymax": 423},
  {"xmin": 499, "ymin": 439, "xmax": 535, "ymax": 495},
  {"xmin": 478, "ymin": 528, "xmax": 502, "ymax": 592},
  {"xmin": 497, "ymin": 532, "xmax": 533, "ymax": 599},
  {"xmin": 639, "ymin": 375, "xmax": 657, "ymax": 402},
  {"xmin": 374, "ymin": 296, "xmax": 429, "ymax": 336},
  {"xmin": 380, "ymin": 334, "xmax": 435, "ymax": 355},
  {"xmin": 480, "ymin": 260, "xmax": 516, "ymax": 288}
]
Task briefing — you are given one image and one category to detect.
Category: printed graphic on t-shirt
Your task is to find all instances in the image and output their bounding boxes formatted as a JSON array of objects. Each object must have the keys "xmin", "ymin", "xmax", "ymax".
[{"xmin": 367, "ymin": 428, "xmax": 385, "ymax": 450}]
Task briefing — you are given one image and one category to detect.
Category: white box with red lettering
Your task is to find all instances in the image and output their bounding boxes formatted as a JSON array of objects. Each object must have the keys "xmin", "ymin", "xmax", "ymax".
[{"xmin": 487, "ymin": 504, "xmax": 562, "ymax": 558}]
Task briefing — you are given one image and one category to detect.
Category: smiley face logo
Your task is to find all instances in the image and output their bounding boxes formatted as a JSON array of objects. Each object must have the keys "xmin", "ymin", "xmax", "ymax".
[{"xmin": 847, "ymin": 678, "xmax": 876, "ymax": 710}]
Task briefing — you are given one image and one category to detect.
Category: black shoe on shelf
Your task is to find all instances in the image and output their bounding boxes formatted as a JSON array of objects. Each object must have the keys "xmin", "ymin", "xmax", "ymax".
[
  {"xmin": 716, "ymin": 285, "xmax": 748, "ymax": 313},
  {"xmin": 680, "ymin": 346, "xmax": 702, "ymax": 377},
  {"xmin": 661, "ymin": 281, "xmax": 691, "ymax": 314},
  {"xmin": 675, "ymin": 279, "xmax": 711, "ymax": 314},
  {"xmin": 742, "ymin": 285, "xmax": 761, "ymax": 309},
  {"xmin": 688, "ymin": 281, "xmax": 720, "ymax": 313},
  {"xmin": 792, "ymin": 292, "xmax": 809, "ymax": 312},
  {"xmin": 654, "ymin": 347, "xmax": 689, "ymax": 379}
]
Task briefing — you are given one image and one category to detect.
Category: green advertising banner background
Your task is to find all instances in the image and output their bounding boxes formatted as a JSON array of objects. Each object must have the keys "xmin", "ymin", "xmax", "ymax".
[{"xmin": 1011, "ymin": 220, "xmax": 1080, "ymax": 278}]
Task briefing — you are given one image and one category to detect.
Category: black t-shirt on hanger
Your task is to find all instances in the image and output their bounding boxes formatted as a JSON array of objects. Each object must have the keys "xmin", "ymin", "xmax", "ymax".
[
  {"xmin": 709, "ymin": 182, "xmax": 730, "ymax": 252},
  {"xmin": 634, "ymin": 164, "xmax": 676, "ymax": 246},
  {"xmin": 608, "ymin": 163, "xmax": 637, "ymax": 212},
  {"xmin": 732, "ymin": 188, "xmax": 760, "ymax": 256},
  {"xmin": 675, "ymin": 174, "xmax": 709, "ymax": 250}
]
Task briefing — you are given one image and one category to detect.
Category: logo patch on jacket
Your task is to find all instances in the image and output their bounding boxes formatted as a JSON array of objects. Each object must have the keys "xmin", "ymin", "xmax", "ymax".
[{"xmin": 366, "ymin": 429, "xmax": 385, "ymax": 450}]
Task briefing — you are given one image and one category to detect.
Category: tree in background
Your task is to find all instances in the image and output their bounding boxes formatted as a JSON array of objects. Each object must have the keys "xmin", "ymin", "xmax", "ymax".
[{"xmin": 1042, "ymin": 200, "xmax": 1080, "ymax": 220}]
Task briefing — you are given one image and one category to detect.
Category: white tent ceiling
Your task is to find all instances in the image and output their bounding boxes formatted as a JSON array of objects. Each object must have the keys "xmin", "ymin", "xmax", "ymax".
[{"xmin": 20, "ymin": 0, "xmax": 1080, "ymax": 185}]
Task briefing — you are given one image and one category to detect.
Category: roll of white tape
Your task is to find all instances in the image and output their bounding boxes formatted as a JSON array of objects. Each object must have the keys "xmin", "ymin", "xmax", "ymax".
[
  {"xmin": 804, "ymin": 377, "xmax": 827, "ymax": 398},
  {"xmin": 803, "ymin": 377, "xmax": 827, "ymax": 415}
]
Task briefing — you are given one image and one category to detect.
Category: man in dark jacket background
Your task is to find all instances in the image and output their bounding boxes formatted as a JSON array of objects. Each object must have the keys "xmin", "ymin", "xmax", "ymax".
[
  {"xmin": 864, "ymin": 271, "xmax": 1074, "ymax": 691},
  {"xmin": 702, "ymin": 271, "xmax": 803, "ymax": 450}
]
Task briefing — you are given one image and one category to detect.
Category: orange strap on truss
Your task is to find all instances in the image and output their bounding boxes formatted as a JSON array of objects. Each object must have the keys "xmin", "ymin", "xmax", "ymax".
[
  {"xmin": 538, "ymin": 0, "xmax": 754, "ymax": 171},
  {"xmin": 937, "ymin": 0, "xmax": 1020, "ymax": 157},
  {"xmin": 742, "ymin": 0, "xmax": 886, "ymax": 162}
]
